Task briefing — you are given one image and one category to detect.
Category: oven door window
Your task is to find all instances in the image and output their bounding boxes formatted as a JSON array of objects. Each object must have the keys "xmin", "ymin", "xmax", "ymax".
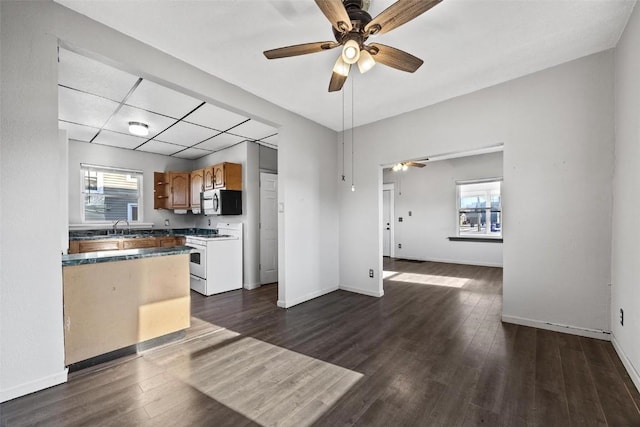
[{"xmin": 190, "ymin": 251, "xmax": 201, "ymax": 265}]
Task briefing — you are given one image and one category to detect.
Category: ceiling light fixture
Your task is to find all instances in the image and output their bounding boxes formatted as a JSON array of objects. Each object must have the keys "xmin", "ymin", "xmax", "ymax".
[
  {"xmin": 342, "ymin": 39, "xmax": 360, "ymax": 65},
  {"xmin": 333, "ymin": 56, "xmax": 351, "ymax": 77},
  {"xmin": 357, "ymin": 50, "xmax": 375, "ymax": 74},
  {"xmin": 391, "ymin": 162, "xmax": 410, "ymax": 171},
  {"xmin": 128, "ymin": 121, "xmax": 149, "ymax": 137}
]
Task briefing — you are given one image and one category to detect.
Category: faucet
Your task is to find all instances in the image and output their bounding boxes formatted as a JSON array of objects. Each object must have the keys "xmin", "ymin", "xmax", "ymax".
[{"xmin": 113, "ymin": 219, "xmax": 130, "ymax": 235}]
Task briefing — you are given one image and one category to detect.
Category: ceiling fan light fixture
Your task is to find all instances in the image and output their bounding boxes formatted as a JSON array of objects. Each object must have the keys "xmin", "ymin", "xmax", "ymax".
[
  {"xmin": 342, "ymin": 39, "xmax": 360, "ymax": 64},
  {"xmin": 333, "ymin": 56, "xmax": 351, "ymax": 77},
  {"xmin": 392, "ymin": 163, "xmax": 402, "ymax": 172},
  {"xmin": 128, "ymin": 121, "xmax": 149, "ymax": 137},
  {"xmin": 357, "ymin": 49, "xmax": 375, "ymax": 74}
]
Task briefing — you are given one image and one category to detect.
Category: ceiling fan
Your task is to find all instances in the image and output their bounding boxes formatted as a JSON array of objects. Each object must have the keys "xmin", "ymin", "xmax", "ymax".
[
  {"xmin": 263, "ymin": 0, "xmax": 443, "ymax": 92},
  {"xmin": 391, "ymin": 160, "xmax": 427, "ymax": 171}
]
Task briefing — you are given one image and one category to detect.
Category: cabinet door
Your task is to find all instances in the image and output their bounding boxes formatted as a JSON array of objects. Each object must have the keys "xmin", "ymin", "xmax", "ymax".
[
  {"xmin": 122, "ymin": 238, "xmax": 157, "ymax": 249},
  {"xmin": 78, "ymin": 239, "xmax": 122, "ymax": 253},
  {"xmin": 204, "ymin": 166, "xmax": 215, "ymax": 190},
  {"xmin": 222, "ymin": 162, "xmax": 242, "ymax": 190},
  {"xmin": 169, "ymin": 172, "xmax": 190, "ymax": 209},
  {"xmin": 213, "ymin": 163, "xmax": 225, "ymax": 188},
  {"xmin": 158, "ymin": 237, "xmax": 177, "ymax": 247},
  {"xmin": 190, "ymin": 169, "xmax": 204, "ymax": 208}
]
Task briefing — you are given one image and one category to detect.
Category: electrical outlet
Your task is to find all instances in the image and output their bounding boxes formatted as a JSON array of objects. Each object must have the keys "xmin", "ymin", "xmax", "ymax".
[
  {"xmin": 208, "ymin": 218, "xmax": 211, "ymax": 226},
  {"xmin": 164, "ymin": 219, "xmax": 170, "ymax": 227},
  {"xmin": 398, "ymin": 243, "xmax": 402, "ymax": 249},
  {"xmin": 620, "ymin": 308, "xmax": 624, "ymax": 326},
  {"xmin": 369, "ymin": 269, "xmax": 374, "ymax": 278}
]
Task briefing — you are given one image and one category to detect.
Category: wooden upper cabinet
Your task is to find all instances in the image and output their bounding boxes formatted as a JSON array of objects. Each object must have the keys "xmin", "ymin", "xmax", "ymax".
[
  {"xmin": 168, "ymin": 172, "xmax": 190, "ymax": 209},
  {"xmin": 204, "ymin": 166, "xmax": 215, "ymax": 191},
  {"xmin": 190, "ymin": 169, "xmax": 204, "ymax": 208},
  {"xmin": 213, "ymin": 162, "xmax": 242, "ymax": 190}
]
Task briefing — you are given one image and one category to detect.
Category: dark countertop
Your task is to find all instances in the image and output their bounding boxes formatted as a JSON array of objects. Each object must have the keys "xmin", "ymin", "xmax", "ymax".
[
  {"xmin": 62, "ymin": 245, "xmax": 193, "ymax": 267},
  {"xmin": 69, "ymin": 228, "xmax": 217, "ymax": 241}
]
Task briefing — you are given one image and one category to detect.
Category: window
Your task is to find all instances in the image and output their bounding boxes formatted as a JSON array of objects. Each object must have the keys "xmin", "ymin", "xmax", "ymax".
[
  {"xmin": 457, "ymin": 179, "xmax": 502, "ymax": 238},
  {"xmin": 81, "ymin": 164, "xmax": 143, "ymax": 223}
]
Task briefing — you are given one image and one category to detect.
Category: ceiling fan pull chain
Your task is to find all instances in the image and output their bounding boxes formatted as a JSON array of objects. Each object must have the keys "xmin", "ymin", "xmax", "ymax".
[{"xmin": 351, "ymin": 77, "xmax": 355, "ymax": 192}]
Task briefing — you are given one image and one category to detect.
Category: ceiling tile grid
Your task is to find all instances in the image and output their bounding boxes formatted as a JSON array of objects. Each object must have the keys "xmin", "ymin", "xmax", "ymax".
[
  {"xmin": 58, "ymin": 46, "xmax": 278, "ymax": 159},
  {"xmin": 91, "ymin": 130, "xmax": 148, "ymax": 150},
  {"xmin": 184, "ymin": 103, "xmax": 250, "ymax": 132},
  {"xmin": 195, "ymin": 132, "xmax": 247, "ymax": 152}
]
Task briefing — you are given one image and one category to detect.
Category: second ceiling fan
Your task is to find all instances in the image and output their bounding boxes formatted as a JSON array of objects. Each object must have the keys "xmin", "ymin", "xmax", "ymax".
[{"xmin": 264, "ymin": 0, "xmax": 443, "ymax": 92}]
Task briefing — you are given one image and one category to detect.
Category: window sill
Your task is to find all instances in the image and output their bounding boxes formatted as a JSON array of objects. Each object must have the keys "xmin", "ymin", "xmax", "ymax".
[{"xmin": 448, "ymin": 236, "xmax": 503, "ymax": 243}]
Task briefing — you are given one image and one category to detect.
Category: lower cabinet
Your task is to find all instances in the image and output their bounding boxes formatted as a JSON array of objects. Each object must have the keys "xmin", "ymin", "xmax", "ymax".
[
  {"xmin": 69, "ymin": 236, "xmax": 187, "ymax": 254},
  {"xmin": 62, "ymin": 254, "xmax": 190, "ymax": 365}
]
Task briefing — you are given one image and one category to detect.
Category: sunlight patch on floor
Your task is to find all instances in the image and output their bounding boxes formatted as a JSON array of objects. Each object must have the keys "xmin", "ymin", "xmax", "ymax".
[
  {"xmin": 143, "ymin": 319, "xmax": 363, "ymax": 427},
  {"xmin": 387, "ymin": 272, "xmax": 470, "ymax": 288},
  {"xmin": 383, "ymin": 270, "xmax": 398, "ymax": 279}
]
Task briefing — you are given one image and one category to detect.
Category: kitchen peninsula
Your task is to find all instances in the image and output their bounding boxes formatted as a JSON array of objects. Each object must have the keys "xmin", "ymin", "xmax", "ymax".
[{"xmin": 61, "ymin": 245, "xmax": 192, "ymax": 366}]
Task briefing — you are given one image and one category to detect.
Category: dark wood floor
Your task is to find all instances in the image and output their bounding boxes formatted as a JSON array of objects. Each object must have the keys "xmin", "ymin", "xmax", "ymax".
[{"xmin": 2, "ymin": 259, "xmax": 639, "ymax": 426}]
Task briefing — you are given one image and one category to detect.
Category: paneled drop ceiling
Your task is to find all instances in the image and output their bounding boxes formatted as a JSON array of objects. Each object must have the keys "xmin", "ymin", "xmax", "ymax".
[{"xmin": 58, "ymin": 48, "xmax": 278, "ymax": 159}]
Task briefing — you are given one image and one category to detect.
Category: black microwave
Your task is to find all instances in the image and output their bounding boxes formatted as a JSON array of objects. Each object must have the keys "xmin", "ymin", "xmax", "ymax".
[{"xmin": 202, "ymin": 189, "xmax": 242, "ymax": 215}]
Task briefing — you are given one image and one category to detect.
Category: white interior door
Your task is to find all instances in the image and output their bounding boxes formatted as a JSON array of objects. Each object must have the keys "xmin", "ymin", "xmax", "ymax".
[
  {"xmin": 383, "ymin": 189, "xmax": 391, "ymax": 256},
  {"xmin": 260, "ymin": 172, "xmax": 278, "ymax": 284}
]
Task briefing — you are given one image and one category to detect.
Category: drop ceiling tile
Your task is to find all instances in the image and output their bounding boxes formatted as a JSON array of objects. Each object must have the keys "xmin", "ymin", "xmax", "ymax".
[
  {"xmin": 58, "ymin": 48, "xmax": 139, "ymax": 101},
  {"xmin": 125, "ymin": 79, "xmax": 202, "ymax": 119},
  {"xmin": 184, "ymin": 103, "xmax": 248, "ymax": 132},
  {"xmin": 229, "ymin": 119, "xmax": 278, "ymax": 140},
  {"xmin": 260, "ymin": 134, "xmax": 278, "ymax": 147},
  {"xmin": 92, "ymin": 130, "xmax": 147, "ymax": 150},
  {"xmin": 58, "ymin": 120, "xmax": 100, "ymax": 142},
  {"xmin": 154, "ymin": 121, "xmax": 219, "ymax": 146},
  {"xmin": 103, "ymin": 105, "xmax": 177, "ymax": 139},
  {"xmin": 195, "ymin": 132, "xmax": 246, "ymax": 151},
  {"xmin": 137, "ymin": 140, "xmax": 185, "ymax": 156},
  {"xmin": 59, "ymin": 86, "xmax": 120, "ymax": 129},
  {"xmin": 172, "ymin": 147, "xmax": 213, "ymax": 160}
]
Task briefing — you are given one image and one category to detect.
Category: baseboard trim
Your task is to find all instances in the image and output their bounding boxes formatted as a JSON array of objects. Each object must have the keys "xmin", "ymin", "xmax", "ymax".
[
  {"xmin": 611, "ymin": 335, "xmax": 640, "ymax": 393},
  {"xmin": 1, "ymin": 368, "xmax": 68, "ymax": 403},
  {"xmin": 502, "ymin": 315, "xmax": 611, "ymax": 341},
  {"xmin": 277, "ymin": 286, "xmax": 339, "ymax": 309},
  {"xmin": 394, "ymin": 255, "xmax": 503, "ymax": 268},
  {"xmin": 339, "ymin": 285, "xmax": 384, "ymax": 298}
]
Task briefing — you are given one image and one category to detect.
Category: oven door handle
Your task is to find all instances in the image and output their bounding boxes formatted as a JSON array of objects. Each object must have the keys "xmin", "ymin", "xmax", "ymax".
[{"xmin": 186, "ymin": 243, "xmax": 205, "ymax": 250}]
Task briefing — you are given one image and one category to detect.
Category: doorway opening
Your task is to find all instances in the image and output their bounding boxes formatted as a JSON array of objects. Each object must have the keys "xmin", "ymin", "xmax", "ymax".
[{"xmin": 380, "ymin": 146, "xmax": 504, "ymax": 293}]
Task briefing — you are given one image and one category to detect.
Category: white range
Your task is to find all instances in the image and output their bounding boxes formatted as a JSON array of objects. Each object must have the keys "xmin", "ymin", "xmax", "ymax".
[{"xmin": 186, "ymin": 222, "xmax": 243, "ymax": 296}]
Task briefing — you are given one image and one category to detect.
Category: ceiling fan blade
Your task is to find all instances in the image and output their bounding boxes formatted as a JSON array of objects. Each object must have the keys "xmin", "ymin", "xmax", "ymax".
[
  {"xmin": 365, "ymin": 0, "xmax": 442, "ymax": 36},
  {"xmin": 368, "ymin": 43, "xmax": 423, "ymax": 72},
  {"xmin": 405, "ymin": 161, "xmax": 426, "ymax": 168},
  {"xmin": 315, "ymin": 0, "xmax": 353, "ymax": 33},
  {"xmin": 264, "ymin": 41, "xmax": 339, "ymax": 59},
  {"xmin": 329, "ymin": 71, "xmax": 348, "ymax": 92}
]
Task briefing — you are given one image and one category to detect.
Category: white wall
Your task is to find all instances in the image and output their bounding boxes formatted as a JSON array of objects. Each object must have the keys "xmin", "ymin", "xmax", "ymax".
[
  {"xmin": 68, "ymin": 139, "xmax": 195, "ymax": 229},
  {"xmin": 382, "ymin": 152, "xmax": 503, "ymax": 267},
  {"xmin": 277, "ymin": 120, "xmax": 339, "ymax": 307},
  {"xmin": 0, "ymin": 2, "xmax": 339, "ymax": 401},
  {"xmin": 611, "ymin": 3, "xmax": 640, "ymax": 390},
  {"xmin": 339, "ymin": 51, "xmax": 614, "ymax": 337},
  {"xmin": 1, "ymin": 2, "xmax": 68, "ymax": 401}
]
